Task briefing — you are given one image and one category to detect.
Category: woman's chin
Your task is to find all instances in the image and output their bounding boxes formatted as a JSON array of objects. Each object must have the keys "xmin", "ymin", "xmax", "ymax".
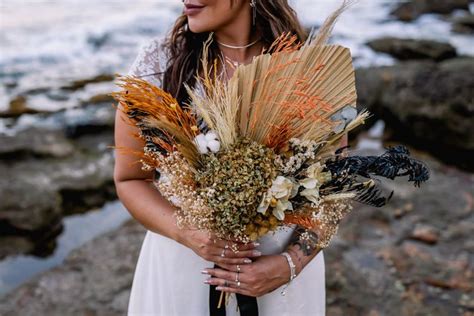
[{"xmin": 187, "ymin": 22, "xmax": 212, "ymax": 34}]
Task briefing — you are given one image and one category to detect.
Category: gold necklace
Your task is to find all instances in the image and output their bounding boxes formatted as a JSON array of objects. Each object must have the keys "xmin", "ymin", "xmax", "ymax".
[{"xmin": 216, "ymin": 37, "xmax": 261, "ymax": 49}]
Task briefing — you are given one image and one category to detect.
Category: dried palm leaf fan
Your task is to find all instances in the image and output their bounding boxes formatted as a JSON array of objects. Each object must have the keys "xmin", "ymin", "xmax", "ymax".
[{"xmin": 187, "ymin": 0, "xmax": 364, "ymax": 154}]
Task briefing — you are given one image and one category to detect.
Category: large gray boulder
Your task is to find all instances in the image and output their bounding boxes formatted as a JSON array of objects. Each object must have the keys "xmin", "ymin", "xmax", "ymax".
[
  {"xmin": 452, "ymin": 14, "xmax": 474, "ymax": 34},
  {"xmin": 0, "ymin": 126, "xmax": 116, "ymax": 258},
  {"xmin": 356, "ymin": 57, "xmax": 474, "ymax": 170},
  {"xmin": 367, "ymin": 37, "xmax": 457, "ymax": 61}
]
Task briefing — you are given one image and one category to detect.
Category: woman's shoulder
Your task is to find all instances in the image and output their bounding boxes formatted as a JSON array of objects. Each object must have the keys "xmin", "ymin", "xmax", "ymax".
[{"xmin": 127, "ymin": 36, "xmax": 170, "ymax": 86}]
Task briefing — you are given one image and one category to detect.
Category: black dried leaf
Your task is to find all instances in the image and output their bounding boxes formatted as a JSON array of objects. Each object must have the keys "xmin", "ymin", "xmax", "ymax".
[{"xmin": 322, "ymin": 145, "xmax": 430, "ymax": 207}]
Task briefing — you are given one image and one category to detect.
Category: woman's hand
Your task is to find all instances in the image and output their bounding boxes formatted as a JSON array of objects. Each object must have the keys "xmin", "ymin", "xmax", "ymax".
[
  {"xmin": 202, "ymin": 254, "xmax": 291, "ymax": 297},
  {"xmin": 178, "ymin": 228, "xmax": 262, "ymax": 265}
]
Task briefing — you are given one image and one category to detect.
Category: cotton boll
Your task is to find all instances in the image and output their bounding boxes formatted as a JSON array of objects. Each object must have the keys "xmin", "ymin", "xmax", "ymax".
[
  {"xmin": 195, "ymin": 134, "xmax": 209, "ymax": 154},
  {"xmin": 197, "ymin": 144, "xmax": 208, "ymax": 154},
  {"xmin": 195, "ymin": 134, "xmax": 207, "ymax": 143},
  {"xmin": 205, "ymin": 131, "xmax": 218, "ymax": 141},
  {"xmin": 208, "ymin": 139, "xmax": 220, "ymax": 152}
]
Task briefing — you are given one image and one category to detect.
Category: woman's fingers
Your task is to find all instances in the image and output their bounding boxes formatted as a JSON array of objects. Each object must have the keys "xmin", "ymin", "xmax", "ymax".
[
  {"xmin": 212, "ymin": 248, "xmax": 261, "ymax": 259},
  {"xmin": 215, "ymin": 257, "xmax": 253, "ymax": 265},
  {"xmin": 204, "ymin": 277, "xmax": 255, "ymax": 296},
  {"xmin": 203, "ymin": 267, "xmax": 251, "ymax": 283}
]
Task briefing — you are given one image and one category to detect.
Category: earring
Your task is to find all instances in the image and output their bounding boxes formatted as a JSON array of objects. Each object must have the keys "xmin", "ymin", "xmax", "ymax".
[{"xmin": 250, "ymin": 0, "xmax": 256, "ymax": 26}]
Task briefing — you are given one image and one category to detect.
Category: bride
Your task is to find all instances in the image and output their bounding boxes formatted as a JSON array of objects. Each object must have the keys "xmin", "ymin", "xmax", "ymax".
[{"xmin": 114, "ymin": 1, "xmax": 347, "ymax": 315}]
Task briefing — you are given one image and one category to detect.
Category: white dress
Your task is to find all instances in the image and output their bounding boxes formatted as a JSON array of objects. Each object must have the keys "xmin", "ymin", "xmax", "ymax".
[{"xmin": 126, "ymin": 37, "xmax": 326, "ymax": 316}]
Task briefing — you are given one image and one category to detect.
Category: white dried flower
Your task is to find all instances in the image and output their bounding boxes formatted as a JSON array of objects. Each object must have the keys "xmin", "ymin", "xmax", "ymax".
[
  {"xmin": 194, "ymin": 130, "xmax": 221, "ymax": 154},
  {"xmin": 257, "ymin": 176, "xmax": 297, "ymax": 220}
]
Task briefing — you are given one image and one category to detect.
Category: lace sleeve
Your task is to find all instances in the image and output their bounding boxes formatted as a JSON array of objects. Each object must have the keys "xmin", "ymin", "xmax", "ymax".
[{"xmin": 127, "ymin": 37, "xmax": 169, "ymax": 88}]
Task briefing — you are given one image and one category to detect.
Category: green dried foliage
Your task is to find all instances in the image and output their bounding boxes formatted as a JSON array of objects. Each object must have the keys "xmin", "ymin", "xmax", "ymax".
[{"xmin": 196, "ymin": 138, "xmax": 277, "ymax": 240}]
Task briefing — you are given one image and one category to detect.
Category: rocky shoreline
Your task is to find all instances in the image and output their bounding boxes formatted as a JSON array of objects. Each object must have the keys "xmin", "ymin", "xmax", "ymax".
[{"xmin": 0, "ymin": 100, "xmax": 117, "ymax": 259}]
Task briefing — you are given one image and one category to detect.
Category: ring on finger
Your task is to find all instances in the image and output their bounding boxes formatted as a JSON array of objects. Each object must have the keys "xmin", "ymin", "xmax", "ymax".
[
  {"xmin": 236, "ymin": 265, "xmax": 241, "ymax": 272},
  {"xmin": 221, "ymin": 248, "xmax": 226, "ymax": 258},
  {"xmin": 235, "ymin": 272, "xmax": 239, "ymax": 283}
]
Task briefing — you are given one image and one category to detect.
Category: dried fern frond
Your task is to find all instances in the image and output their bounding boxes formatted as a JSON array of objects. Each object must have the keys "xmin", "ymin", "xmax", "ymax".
[{"xmin": 111, "ymin": 76, "xmax": 201, "ymax": 168}]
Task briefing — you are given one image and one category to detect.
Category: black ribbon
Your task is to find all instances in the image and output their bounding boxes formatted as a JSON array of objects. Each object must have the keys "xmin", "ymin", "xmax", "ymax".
[{"xmin": 209, "ymin": 264, "xmax": 258, "ymax": 316}]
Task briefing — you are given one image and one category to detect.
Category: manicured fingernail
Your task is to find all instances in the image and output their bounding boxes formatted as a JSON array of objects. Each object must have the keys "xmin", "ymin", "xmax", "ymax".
[
  {"xmin": 252, "ymin": 250, "xmax": 262, "ymax": 256},
  {"xmin": 253, "ymin": 242, "xmax": 260, "ymax": 247},
  {"xmin": 204, "ymin": 279, "xmax": 211, "ymax": 284},
  {"xmin": 201, "ymin": 270, "xmax": 209, "ymax": 274},
  {"xmin": 244, "ymin": 258, "xmax": 252, "ymax": 263},
  {"xmin": 216, "ymin": 286, "xmax": 223, "ymax": 290}
]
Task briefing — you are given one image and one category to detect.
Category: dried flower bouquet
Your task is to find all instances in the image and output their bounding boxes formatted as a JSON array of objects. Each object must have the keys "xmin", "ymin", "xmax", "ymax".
[{"xmin": 112, "ymin": 1, "xmax": 429, "ymax": 251}]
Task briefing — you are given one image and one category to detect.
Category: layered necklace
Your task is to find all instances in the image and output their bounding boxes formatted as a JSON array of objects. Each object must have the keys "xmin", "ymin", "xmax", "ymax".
[{"xmin": 216, "ymin": 37, "xmax": 261, "ymax": 68}]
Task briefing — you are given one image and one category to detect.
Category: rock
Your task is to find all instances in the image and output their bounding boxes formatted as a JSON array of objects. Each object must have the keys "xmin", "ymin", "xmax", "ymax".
[
  {"xmin": 0, "ymin": 128, "xmax": 116, "ymax": 258},
  {"xmin": 0, "ymin": 219, "xmax": 145, "ymax": 315},
  {"xmin": 60, "ymin": 74, "xmax": 114, "ymax": 91},
  {"xmin": 452, "ymin": 14, "xmax": 474, "ymax": 34},
  {"xmin": 83, "ymin": 93, "xmax": 115, "ymax": 105},
  {"xmin": 391, "ymin": 0, "xmax": 470, "ymax": 21},
  {"xmin": 366, "ymin": 37, "xmax": 457, "ymax": 61},
  {"xmin": 325, "ymin": 152, "xmax": 474, "ymax": 315},
  {"xmin": 356, "ymin": 57, "xmax": 474, "ymax": 171},
  {"xmin": 0, "ymin": 128, "xmax": 75, "ymax": 159},
  {"xmin": 0, "ymin": 176, "xmax": 62, "ymax": 233},
  {"xmin": 410, "ymin": 224, "xmax": 439, "ymax": 244},
  {"xmin": 0, "ymin": 96, "xmax": 40, "ymax": 118},
  {"xmin": 62, "ymin": 103, "xmax": 116, "ymax": 138}
]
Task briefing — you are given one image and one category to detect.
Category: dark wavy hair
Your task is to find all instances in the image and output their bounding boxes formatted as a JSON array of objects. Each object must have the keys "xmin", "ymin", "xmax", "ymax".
[{"xmin": 161, "ymin": 0, "xmax": 308, "ymax": 106}]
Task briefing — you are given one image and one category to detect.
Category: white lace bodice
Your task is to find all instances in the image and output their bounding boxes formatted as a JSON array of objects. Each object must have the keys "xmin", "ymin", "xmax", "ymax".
[{"xmin": 127, "ymin": 37, "xmax": 169, "ymax": 87}]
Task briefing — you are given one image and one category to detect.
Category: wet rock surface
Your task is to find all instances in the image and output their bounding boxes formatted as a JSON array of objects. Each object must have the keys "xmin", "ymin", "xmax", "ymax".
[
  {"xmin": 366, "ymin": 37, "xmax": 457, "ymax": 61},
  {"xmin": 356, "ymin": 57, "xmax": 474, "ymax": 171},
  {"xmin": 0, "ymin": 101, "xmax": 117, "ymax": 259},
  {"xmin": 325, "ymin": 151, "xmax": 474, "ymax": 316},
  {"xmin": 391, "ymin": 0, "xmax": 471, "ymax": 21},
  {"xmin": 0, "ymin": 219, "xmax": 145, "ymax": 316},
  {"xmin": 452, "ymin": 14, "xmax": 474, "ymax": 34}
]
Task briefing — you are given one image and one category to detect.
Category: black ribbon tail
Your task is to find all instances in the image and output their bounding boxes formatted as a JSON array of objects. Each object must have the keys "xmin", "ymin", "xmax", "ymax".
[
  {"xmin": 209, "ymin": 283, "xmax": 226, "ymax": 316},
  {"xmin": 236, "ymin": 293, "xmax": 258, "ymax": 316},
  {"xmin": 209, "ymin": 265, "xmax": 259, "ymax": 316}
]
